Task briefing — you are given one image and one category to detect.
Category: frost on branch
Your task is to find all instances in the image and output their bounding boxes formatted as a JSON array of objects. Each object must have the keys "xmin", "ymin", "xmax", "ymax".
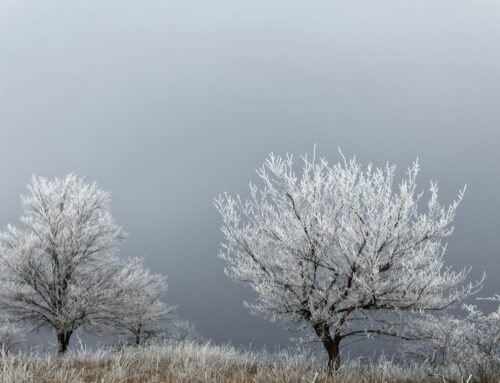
[
  {"xmin": 215, "ymin": 150, "xmax": 482, "ymax": 369},
  {"xmin": 0, "ymin": 319, "xmax": 24, "ymax": 354},
  {"xmin": 109, "ymin": 258, "xmax": 177, "ymax": 346},
  {"xmin": 162, "ymin": 319, "xmax": 202, "ymax": 343},
  {"xmin": 0, "ymin": 174, "xmax": 133, "ymax": 353},
  {"xmin": 405, "ymin": 296, "xmax": 500, "ymax": 381}
]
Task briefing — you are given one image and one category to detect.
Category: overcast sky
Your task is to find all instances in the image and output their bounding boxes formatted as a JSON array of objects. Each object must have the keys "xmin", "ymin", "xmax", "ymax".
[{"xmin": 0, "ymin": 0, "xmax": 499, "ymax": 351}]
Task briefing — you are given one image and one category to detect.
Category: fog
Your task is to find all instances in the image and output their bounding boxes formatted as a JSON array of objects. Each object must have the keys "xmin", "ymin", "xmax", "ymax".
[{"xmin": 0, "ymin": 0, "xmax": 499, "ymax": 350}]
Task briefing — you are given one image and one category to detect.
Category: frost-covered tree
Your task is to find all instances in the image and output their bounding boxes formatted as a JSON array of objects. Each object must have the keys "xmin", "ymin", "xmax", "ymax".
[
  {"xmin": 0, "ymin": 174, "xmax": 139, "ymax": 353},
  {"xmin": 0, "ymin": 319, "xmax": 24, "ymax": 354},
  {"xmin": 112, "ymin": 259, "xmax": 176, "ymax": 346},
  {"xmin": 406, "ymin": 296, "xmax": 500, "ymax": 381},
  {"xmin": 163, "ymin": 319, "xmax": 202, "ymax": 343},
  {"xmin": 215, "ymin": 150, "xmax": 482, "ymax": 369}
]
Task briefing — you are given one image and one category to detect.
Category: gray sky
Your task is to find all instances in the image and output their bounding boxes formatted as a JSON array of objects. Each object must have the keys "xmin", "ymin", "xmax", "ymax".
[{"xmin": 0, "ymin": 0, "xmax": 499, "ymax": 351}]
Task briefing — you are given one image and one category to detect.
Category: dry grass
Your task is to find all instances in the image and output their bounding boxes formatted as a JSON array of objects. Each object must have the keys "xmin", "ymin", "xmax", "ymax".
[{"xmin": 0, "ymin": 341, "xmax": 461, "ymax": 383}]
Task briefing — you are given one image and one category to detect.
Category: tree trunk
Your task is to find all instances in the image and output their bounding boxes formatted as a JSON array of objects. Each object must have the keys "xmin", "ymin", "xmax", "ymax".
[
  {"xmin": 322, "ymin": 335, "xmax": 341, "ymax": 371},
  {"xmin": 57, "ymin": 330, "xmax": 72, "ymax": 354},
  {"xmin": 314, "ymin": 322, "xmax": 341, "ymax": 370},
  {"xmin": 135, "ymin": 325, "xmax": 142, "ymax": 346}
]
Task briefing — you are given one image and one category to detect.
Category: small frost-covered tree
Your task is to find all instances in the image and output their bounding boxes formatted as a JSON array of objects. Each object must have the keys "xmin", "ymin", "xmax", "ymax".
[
  {"xmin": 215, "ymin": 150, "xmax": 482, "ymax": 369},
  {"xmin": 406, "ymin": 297, "xmax": 500, "ymax": 381},
  {"xmin": 0, "ymin": 174, "xmax": 139, "ymax": 353},
  {"xmin": 113, "ymin": 259, "xmax": 176, "ymax": 346},
  {"xmin": 0, "ymin": 319, "xmax": 24, "ymax": 354},
  {"xmin": 163, "ymin": 319, "xmax": 202, "ymax": 343}
]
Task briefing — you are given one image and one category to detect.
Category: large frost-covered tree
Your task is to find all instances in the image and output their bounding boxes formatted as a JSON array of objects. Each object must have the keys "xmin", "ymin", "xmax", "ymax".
[
  {"xmin": 215, "ymin": 150, "xmax": 482, "ymax": 369},
  {"xmin": 0, "ymin": 174, "xmax": 139, "ymax": 353}
]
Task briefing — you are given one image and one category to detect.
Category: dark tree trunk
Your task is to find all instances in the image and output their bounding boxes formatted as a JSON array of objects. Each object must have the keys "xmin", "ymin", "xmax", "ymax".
[
  {"xmin": 135, "ymin": 325, "xmax": 142, "ymax": 346},
  {"xmin": 57, "ymin": 330, "xmax": 73, "ymax": 354},
  {"xmin": 322, "ymin": 334, "xmax": 341, "ymax": 371},
  {"xmin": 314, "ymin": 322, "xmax": 341, "ymax": 370}
]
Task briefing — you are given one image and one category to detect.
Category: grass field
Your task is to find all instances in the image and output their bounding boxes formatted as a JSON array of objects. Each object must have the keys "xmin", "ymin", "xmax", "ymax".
[{"xmin": 0, "ymin": 341, "xmax": 450, "ymax": 383}]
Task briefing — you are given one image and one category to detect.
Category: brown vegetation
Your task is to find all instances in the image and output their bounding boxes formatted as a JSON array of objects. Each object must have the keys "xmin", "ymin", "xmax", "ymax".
[{"xmin": 0, "ymin": 342, "xmax": 447, "ymax": 383}]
